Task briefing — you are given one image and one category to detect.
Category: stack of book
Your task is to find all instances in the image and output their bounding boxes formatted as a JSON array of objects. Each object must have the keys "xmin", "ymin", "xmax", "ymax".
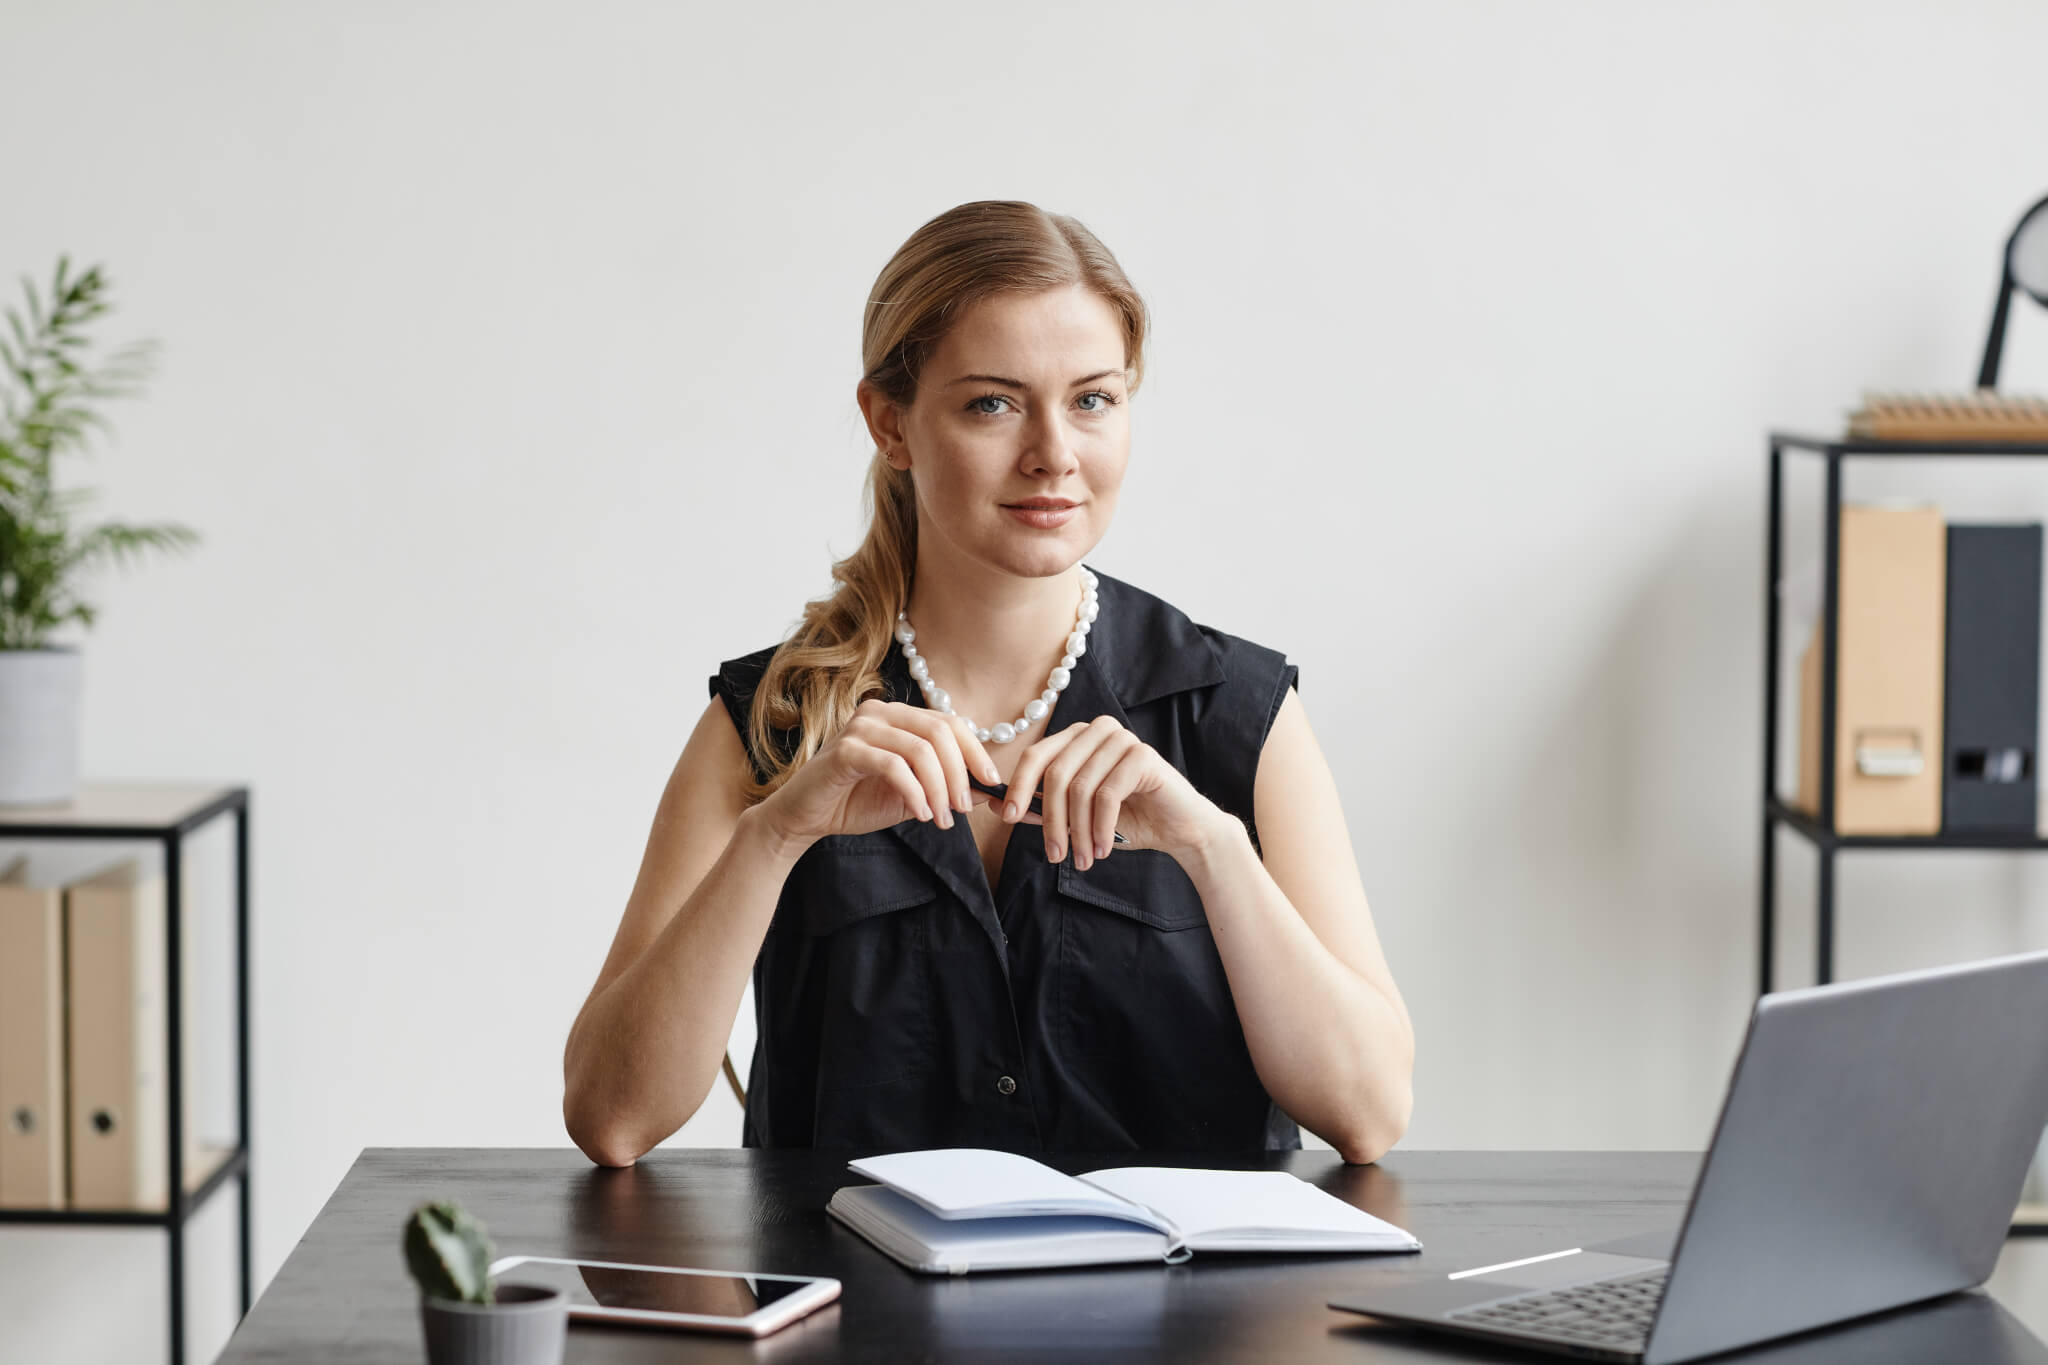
[
  {"xmin": 0, "ymin": 846, "xmax": 204, "ymax": 1211},
  {"xmin": 1847, "ymin": 391, "xmax": 2048, "ymax": 441}
]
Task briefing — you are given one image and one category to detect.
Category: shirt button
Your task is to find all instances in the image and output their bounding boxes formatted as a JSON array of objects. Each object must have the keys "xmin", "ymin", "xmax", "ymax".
[{"xmin": 996, "ymin": 1075, "xmax": 1018, "ymax": 1096}]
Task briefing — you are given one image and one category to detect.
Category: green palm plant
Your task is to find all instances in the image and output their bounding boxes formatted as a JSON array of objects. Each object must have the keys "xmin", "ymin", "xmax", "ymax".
[{"xmin": 0, "ymin": 257, "xmax": 200, "ymax": 650}]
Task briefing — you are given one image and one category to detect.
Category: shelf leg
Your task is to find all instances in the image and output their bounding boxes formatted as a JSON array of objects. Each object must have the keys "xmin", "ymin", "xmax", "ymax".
[
  {"xmin": 236, "ymin": 798, "xmax": 253, "ymax": 1316},
  {"xmin": 165, "ymin": 830, "xmax": 187, "ymax": 1365},
  {"xmin": 168, "ymin": 1216, "xmax": 186, "ymax": 1365},
  {"xmin": 1817, "ymin": 847, "xmax": 1836, "ymax": 987},
  {"xmin": 1818, "ymin": 452, "xmax": 1843, "ymax": 830},
  {"xmin": 1816, "ymin": 449, "xmax": 1841, "ymax": 990},
  {"xmin": 1761, "ymin": 438, "xmax": 1783, "ymax": 997},
  {"xmin": 1760, "ymin": 816, "xmax": 1777, "ymax": 995}
]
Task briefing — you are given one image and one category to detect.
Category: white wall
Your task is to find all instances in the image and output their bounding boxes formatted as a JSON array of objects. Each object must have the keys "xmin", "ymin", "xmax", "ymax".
[{"xmin": 7, "ymin": 1, "xmax": 2048, "ymax": 1359}]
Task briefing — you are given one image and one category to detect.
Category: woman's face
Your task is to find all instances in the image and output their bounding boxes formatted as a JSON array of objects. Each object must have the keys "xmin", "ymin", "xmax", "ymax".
[{"xmin": 871, "ymin": 284, "xmax": 1130, "ymax": 582}]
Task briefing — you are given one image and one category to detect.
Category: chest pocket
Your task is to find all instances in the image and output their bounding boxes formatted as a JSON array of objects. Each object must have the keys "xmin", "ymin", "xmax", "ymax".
[
  {"xmin": 797, "ymin": 833, "xmax": 943, "ymax": 935},
  {"xmin": 1055, "ymin": 848, "xmax": 1208, "ymax": 930},
  {"xmin": 783, "ymin": 834, "xmax": 941, "ymax": 1089},
  {"xmin": 1054, "ymin": 848, "xmax": 1231, "ymax": 1061}
]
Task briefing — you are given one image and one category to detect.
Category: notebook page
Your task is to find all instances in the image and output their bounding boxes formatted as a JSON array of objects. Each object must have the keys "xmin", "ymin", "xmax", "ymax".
[
  {"xmin": 1078, "ymin": 1168, "xmax": 1420, "ymax": 1250},
  {"xmin": 848, "ymin": 1149, "xmax": 1165, "ymax": 1228}
]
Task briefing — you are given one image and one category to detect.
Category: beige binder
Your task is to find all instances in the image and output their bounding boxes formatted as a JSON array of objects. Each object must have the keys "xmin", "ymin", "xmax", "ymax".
[
  {"xmin": 66, "ymin": 853, "xmax": 169, "ymax": 1211},
  {"xmin": 0, "ymin": 853, "xmax": 65, "ymax": 1208},
  {"xmin": 1795, "ymin": 504, "xmax": 1948, "ymax": 834}
]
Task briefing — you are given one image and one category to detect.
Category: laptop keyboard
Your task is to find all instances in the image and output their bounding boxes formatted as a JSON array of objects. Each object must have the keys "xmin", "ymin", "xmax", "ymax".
[{"xmin": 1447, "ymin": 1267, "xmax": 1668, "ymax": 1353}]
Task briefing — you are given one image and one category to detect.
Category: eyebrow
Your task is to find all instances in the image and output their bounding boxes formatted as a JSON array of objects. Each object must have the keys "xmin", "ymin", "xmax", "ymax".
[{"xmin": 945, "ymin": 369, "xmax": 1124, "ymax": 390}]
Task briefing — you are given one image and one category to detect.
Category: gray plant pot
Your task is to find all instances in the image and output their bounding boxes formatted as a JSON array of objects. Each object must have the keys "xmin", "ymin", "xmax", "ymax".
[
  {"xmin": 0, "ymin": 648, "xmax": 83, "ymax": 807},
  {"xmin": 418, "ymin": 1284, "xmax": 567, "ymax": 1365}
]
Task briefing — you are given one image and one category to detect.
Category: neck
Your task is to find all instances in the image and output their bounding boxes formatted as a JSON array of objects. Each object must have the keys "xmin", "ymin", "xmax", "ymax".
[{"xmin": 900, "ymin": 551, "xmax": 1086, "ymax": 716}]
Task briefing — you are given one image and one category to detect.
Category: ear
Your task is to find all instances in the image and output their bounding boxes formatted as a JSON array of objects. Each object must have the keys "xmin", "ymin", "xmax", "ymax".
[{"xmin": 855, "ymin": 380, "xmax": 912, "ymax": 470}]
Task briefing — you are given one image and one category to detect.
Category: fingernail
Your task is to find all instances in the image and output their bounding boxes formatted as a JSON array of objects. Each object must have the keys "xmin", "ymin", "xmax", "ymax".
[
  {"xmin": 922, "ymin": 804, "xmax": 934, "ymax": 821},
  {"xmin": 1096, "ymin": 843, "xmax": 1109, "ymax": 859},
  {"xmin": 956, "ymin": 791, "xmax": 971, "ymax": 812},
  {"xmin": 939, "ymin": 808, "xmax": 953, "ymax": 828},
  {"xmin": 984, "ymin": 764, "xmax": 1001, "ymax": 783},
  {"xmin": 1048, "ymin": 843, "xmax": 1062, "ymax": 862},
  {"xmin": 1004, "ymin": 802, "xmax": 1018, "ymax": 821}
]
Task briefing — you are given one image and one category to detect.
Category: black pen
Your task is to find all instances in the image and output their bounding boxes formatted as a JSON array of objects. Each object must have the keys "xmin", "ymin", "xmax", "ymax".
[{"xmin": 967, "ymin": 773, "xmax": 1129, "ymax": 845}]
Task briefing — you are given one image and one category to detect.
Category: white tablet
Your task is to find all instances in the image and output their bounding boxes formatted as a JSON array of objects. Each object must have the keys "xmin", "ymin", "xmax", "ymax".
[{"xmin": 489, "ymin": 1255, "xmax": 839, "ymax": 1337}]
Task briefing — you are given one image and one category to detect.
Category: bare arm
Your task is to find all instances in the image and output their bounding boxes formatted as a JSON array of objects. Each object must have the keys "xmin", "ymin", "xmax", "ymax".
[
  {"xmin": 1177, "ymin": 687, "xmax": 1414, "ymax": 1163},
  {"xmin": 561, "ymin": 697, "xmax": 808, "ymax": 1167},
  {"xmin": 564, "ymin": 694, "xmax": 998, "ymax": 1167}
]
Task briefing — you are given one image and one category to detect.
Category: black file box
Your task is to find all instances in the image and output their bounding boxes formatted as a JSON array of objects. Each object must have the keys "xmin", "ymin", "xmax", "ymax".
[{"xmin": 1943, "ymin": 524, "xmax": 2044, "ymax": 833}]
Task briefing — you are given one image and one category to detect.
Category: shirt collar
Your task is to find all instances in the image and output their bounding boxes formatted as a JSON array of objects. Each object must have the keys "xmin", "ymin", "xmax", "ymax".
[{"xmin": 1084, "ymin": 565, "xmax": 1229, "ymax": 708}]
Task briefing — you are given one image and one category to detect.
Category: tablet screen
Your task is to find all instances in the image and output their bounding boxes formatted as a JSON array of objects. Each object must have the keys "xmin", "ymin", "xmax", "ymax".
[{"xmin": 498, "ymin": 1259, "xmax": 814, "ymax": 1319}]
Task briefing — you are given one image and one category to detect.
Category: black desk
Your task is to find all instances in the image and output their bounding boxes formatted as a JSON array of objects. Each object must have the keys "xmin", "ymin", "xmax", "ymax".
[{"xmin": 218, "ymin": 1148, "xmax": 2048, "ymax": 1363}]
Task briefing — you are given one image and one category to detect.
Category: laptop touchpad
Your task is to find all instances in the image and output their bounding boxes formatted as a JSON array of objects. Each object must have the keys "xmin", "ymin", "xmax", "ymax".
[{"xmin": 1463, "ymin": 1250, "xmax": 1667, "ymax": 1291}]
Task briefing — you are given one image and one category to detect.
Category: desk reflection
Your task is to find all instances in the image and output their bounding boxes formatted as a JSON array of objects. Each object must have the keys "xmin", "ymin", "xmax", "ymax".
[
  {"xmin": 1307, "ymin": 1160, "xmax": 1409, "ymax": 1235},
  {"xmin": 568, "ymin": 1160, "xmax": 785, "ymax": 1265}
]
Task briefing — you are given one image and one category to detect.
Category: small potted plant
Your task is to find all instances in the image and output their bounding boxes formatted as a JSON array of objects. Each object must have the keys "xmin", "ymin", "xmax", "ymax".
[
  {"xmin": 0, "ymin": 256, "xmax": 200, "ymax": 806},
  {"xmin": 404, "ymin": 1200, "xmax": 566, "ymax": 1365}
]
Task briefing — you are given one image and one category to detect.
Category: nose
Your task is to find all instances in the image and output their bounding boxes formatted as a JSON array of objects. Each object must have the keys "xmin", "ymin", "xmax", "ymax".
[{"xmin": 1020, "ymin": 406, "xmax": 1080, "ymax": 479}]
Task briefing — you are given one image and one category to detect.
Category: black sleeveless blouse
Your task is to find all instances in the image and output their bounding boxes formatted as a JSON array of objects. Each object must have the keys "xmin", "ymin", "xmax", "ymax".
[{"xmin": 707, "ymin": 566, "xmax": 1302, "ymax": 1153}]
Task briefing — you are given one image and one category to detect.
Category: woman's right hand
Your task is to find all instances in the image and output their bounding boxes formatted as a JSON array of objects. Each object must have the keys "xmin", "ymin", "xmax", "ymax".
[{"xmin": 757, "ymin": 699, "xmax": 1003, "ymax": 846}]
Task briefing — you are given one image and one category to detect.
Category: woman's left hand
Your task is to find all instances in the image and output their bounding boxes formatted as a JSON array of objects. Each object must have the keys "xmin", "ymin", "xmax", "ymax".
[{"xmin": 1000, "ymin": 716, "xmax": 1230, "ymax": 869}]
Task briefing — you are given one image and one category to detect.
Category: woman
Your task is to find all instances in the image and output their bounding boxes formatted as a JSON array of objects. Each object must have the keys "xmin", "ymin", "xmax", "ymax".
[{"xmin": 563, "ymin": 201, "xmax": 1412, "ymax": 1166}]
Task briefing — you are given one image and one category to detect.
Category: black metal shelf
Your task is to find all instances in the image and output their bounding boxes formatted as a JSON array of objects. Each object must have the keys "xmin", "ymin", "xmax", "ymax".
[
  {"xmin": 0, "ymin": 783, "xmax": 251, "ymax": 1365},
  {"xmin": 0, "ymin": 1147, "xmax": 246, "ymax": 1228},
  {"xmin": 1765, "ymin": 797, "xmax": 2048, "ymax": 852},
  {"xmin": 1773, "ymin": 431, "xmax": 2048, "ymax": 458},
  {"xmin": 1758, "ymin": 434, "xmax": 2048, "ymax": 997}
]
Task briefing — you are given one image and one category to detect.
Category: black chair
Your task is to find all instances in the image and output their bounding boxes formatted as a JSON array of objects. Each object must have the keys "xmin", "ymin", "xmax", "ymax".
[{"xmin": 1979, "ymin": 192, "xmax": 2048, "ymax": 389}]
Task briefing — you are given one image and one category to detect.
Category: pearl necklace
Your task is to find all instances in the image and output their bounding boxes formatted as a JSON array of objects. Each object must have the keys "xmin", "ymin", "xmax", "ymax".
[{"xmin": 894, "ymin": 569, "xmax": 1099, "ymax": 744}]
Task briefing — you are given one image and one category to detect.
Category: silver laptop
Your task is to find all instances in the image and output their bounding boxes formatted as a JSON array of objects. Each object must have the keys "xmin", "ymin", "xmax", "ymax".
[{"xmin": 1331, "ymin": 949, "xmax": 2048, "ymax": 1363}]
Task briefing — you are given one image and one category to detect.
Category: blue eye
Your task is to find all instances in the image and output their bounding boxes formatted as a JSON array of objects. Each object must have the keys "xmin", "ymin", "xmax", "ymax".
[{"xmin": 966, "ymin": 390, "xmax": 1121, "ymax": 417}]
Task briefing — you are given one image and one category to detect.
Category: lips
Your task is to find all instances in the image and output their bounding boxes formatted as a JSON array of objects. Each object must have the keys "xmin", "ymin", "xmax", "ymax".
[{"xmin": 1003, "ymin": 501, "xmax": 1081, "ymax": 528}]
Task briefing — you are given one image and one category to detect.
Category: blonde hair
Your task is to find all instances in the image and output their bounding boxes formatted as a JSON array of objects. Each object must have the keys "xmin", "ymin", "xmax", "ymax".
[{"xmin": 739, "ymin": 200, "xmax": 1149, "ymax": 804}]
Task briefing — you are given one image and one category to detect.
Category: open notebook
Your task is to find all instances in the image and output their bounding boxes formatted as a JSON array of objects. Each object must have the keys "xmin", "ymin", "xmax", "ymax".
[{"xmin": 827, "ymin": 1148, "xmax": 1421, "ymax": 1275}]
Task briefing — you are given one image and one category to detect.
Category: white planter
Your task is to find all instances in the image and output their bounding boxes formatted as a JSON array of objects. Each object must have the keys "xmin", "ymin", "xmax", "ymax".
[{"xmin": 0, "ymin": 648, "xmax": 83, "ymax": 806}]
